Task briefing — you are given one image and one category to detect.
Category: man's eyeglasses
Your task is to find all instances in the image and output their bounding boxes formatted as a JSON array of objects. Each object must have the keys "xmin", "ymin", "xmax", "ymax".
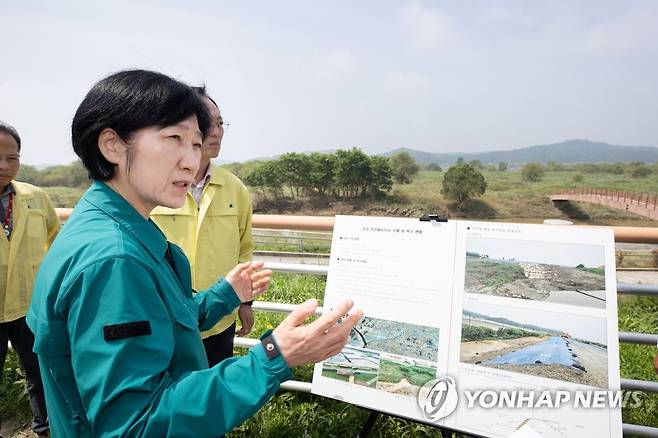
[{"xmin": 212, "ymin": 119, "xmax": 230, "ymax": 131}]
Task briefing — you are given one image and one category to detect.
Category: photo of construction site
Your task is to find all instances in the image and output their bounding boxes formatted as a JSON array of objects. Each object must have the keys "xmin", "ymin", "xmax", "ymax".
[
  {"xmin": 321, "ymin": 346, "xmax": 380, "ymax": 388},
  {"xmin": 460, "ymin": 301, "xmax": 608, "ymax": 387},
  {"xmin": 375, "ymin": 354, "xmax": 437, "ymax": 398},
  {"xmin": 464, "ymin": 237, "xmax": 606, "ymax": 308},
  {"xmin": 347, "ymin": 316, "xmax": 440, "ymax": 361}
]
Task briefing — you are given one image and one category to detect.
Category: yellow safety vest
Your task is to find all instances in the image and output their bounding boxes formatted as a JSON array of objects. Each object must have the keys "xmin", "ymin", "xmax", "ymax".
[
  {"xmin": 0, "ymin": 181, "xmax": 60, "ymax": 322},
  {"xmin": 151, "ymin": 166, "xmax": 254, "ymax": 337}
]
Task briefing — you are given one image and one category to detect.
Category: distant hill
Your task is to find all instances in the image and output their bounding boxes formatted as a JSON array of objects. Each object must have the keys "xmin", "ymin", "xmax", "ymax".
[{"xmin": 382, "ymin": 140, "xmax": 658, "ymax": 165}]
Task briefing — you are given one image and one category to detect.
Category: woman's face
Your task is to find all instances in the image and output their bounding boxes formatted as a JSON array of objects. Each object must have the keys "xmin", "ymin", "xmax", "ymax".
[{"xmin": 109, "ymin": 115, "xmax": 202, "ymax": 217}]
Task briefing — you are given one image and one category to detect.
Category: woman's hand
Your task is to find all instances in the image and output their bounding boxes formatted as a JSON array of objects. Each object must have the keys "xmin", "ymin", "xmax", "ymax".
[
  {"xmin": 225, "ymin": 262, "xmax": 272, "ymax": 303},
  {"xmin": 273, "ymin": 299, "xmax": 363, "ymax": 368}
]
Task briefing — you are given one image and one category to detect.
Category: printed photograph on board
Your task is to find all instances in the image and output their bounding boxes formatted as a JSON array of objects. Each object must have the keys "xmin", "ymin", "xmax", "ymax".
[
  {"xmin": 460, "ymin": 301, "xmax": 608, "ymax": 388},
  {"xmin": 465, "ymin": 237, "xmax": 606, "ymax": 308}
]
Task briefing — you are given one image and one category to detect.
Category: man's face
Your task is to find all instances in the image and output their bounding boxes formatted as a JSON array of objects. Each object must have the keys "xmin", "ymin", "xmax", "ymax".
[
  {"xmin": 200, "ymin": 96, "xmax": 224, "ymax": 161},
  {"xmin": 0, "ymin": 132, "xmax": 20, "ymax": 188}
]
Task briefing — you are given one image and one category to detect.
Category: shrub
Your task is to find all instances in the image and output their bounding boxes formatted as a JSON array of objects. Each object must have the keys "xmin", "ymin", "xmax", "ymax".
[
  {"xmin": 521, "ymin": 162, "xmax": 545, "ymax": 182},
  {"xmin": 441, "ymin": 163, "xmax": 487, "ymax": 210}
]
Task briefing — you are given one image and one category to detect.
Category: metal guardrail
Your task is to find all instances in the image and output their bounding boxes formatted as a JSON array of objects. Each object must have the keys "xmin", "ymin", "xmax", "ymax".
[
  {"xmin": 55, "ymin": 210, "xmax": 658, "ymax": 243},
  {"xmin": 243, "ymin": 261, "xmax": 658, "ymax": 436}
]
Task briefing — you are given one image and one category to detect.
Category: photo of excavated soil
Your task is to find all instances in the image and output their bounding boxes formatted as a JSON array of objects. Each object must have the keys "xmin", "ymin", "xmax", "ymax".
[
  {"xmin": 460, "ymin": 302, "xmax": 608, "ymax": 388},
  {"xmin": 348, "ymin": 317, "xmax": 440, "ymax": 361},
  {"xmin": 375, "ymin": 355, "xmax": 437, "ymax": 398},
  {"xmin": 465, "ymin": 237, "xmax": 606, "ymax": 308}
]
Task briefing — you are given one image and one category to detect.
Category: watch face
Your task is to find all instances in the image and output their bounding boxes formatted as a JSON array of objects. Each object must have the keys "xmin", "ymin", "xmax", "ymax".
[{"xmin": 261, "ymin": 334, "xmax": 280, "ymax": 359}]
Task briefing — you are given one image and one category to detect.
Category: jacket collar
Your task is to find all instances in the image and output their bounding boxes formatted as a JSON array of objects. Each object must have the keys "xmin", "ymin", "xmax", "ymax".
[
  {"xmin": 10, "ymin": 181, "xmax": 33, "ymax": 199},
  {"xmin": 208, "ymin": 165, "xmax": 226, "ymax": 187},
  {"xmin": 83, "ymin": 181, "xmax": 168, "ymax": 262},
  {"xmin": 1, "ymin": 182, "xmax": 16, "ymax": 197}
]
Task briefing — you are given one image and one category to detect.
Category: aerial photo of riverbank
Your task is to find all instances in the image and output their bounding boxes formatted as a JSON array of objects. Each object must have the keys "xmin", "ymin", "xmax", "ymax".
[
  {"xmin": 464, "ymin": 237, "xmax": 606, "ymax": 308},
  {"xmin": 347, "ymin": 316, "xmax": 440, "ymax": 362},
  {"xmin": 460, "ymin": 301, "xmax": 608, "ymax": 387}
]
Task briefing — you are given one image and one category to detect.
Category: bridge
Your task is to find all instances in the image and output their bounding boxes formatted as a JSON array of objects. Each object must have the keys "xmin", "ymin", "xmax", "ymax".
[{"xmin": 551, "ymin": 188, "xmax": 658, "ymax": 221}]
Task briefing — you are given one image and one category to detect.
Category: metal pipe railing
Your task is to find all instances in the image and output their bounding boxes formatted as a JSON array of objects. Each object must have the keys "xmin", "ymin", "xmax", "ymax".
[
  {"xmin": 617, "ymin": 283, "xmax": 658, "ymax": 296},
  {"xmin": 618, "ymin": 332, "xmax": 658, "ymax": 346},
  {"xmin": 55, "ymin": 209, "xmax": 658, "ymax": 243},
  {"xmin": 624, "ymin": 423, "xmax": 658, "ymax": 437}
]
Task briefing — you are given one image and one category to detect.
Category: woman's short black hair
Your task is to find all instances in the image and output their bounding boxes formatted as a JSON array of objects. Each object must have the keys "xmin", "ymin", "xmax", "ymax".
[
  {"xmin": 0, "ymin": 121, "xmax": 21, "ymax": 152},
  {"xmin": 72, "ymin": 69, "xmax": 211, "ymax": 180}
]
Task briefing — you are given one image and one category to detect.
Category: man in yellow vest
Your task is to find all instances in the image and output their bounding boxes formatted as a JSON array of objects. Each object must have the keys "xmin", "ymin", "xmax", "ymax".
[
  {"xmin": 0, "ymin": 122, "xmax": 60, "ymax": 436},
  {"xmin": 151, "ymin": 88, "xmax": 255, "ymax": 366}
]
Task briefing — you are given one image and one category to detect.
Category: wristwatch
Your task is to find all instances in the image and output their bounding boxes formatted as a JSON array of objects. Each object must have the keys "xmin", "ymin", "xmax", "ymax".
[{"xmin": 260, "ymin": 329, "xmax": 281, "ymax": 360}]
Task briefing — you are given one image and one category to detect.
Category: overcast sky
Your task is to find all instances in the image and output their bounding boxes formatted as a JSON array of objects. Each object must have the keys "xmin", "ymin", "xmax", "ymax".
[
  {"xmin": 2, "ymin": 0, "xmax": 658, "ymax": 166},
  {"xmin": 467, "ymin": 238, "xmax": 605, "ymax": 267}
]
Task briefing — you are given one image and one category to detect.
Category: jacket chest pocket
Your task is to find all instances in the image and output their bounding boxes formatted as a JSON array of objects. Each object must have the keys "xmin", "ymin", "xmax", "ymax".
[
  {"xmin": 26, "ymin": 210, "xmax": 47, "ymax": 238},
  {"xmin": 26, "ymin": 210, "xmax": 48, "ymax": 263},
  {"xmin": 169, "ymin": 296, "xmax": 208, "ymax": 372},
  {"xmin": 204, "ymin": 207, "xmax": 239, "ymax": 249}
]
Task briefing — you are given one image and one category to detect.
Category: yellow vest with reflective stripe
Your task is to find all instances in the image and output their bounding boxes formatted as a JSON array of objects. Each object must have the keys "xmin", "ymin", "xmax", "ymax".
[
  {"xmin": 0, "ymin": 181, "xmax": 60, "ymax": 322},
  {"xmin": 151, "ymin": 167, "xmax": 254, "ymax": 337}
]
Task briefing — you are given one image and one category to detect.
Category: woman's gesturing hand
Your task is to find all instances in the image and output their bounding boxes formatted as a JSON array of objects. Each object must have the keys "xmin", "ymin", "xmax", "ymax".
[
  {"xmin": 225, "ymin": 261, "xmax": 272, "ymax": 303},
  {"xmin": 273, "ymin": 299, "xmax": 363, "ymax": 368}
]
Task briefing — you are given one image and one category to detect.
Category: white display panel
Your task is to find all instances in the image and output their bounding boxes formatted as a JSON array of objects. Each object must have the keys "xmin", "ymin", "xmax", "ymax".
[{"xmin": 312, "ymin": 216, "xmax": 622, "ymax": 438}]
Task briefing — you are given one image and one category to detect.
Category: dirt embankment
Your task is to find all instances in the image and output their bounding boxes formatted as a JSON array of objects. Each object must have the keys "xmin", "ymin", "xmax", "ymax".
[
  {"xmin": 460, "ymin": 336, "xmax": 548, "ymax": 363},
  {"xmin": 376, "ymin": 378, "xmax": 419, "ymax": 397},
  {"xmin": 486, "ymin": 361, "xmax": 607, "ymax": 388},
  {"xmin": 254, "ymin": 196, "xmax": 430, "ymax": 218},
  {"xmin": 569, "ymin": 342, "xmax": 608, "ymax": 388},
  {"xmin": 466, "ymin": 262, "xmax": 605, "ymax": 302}
]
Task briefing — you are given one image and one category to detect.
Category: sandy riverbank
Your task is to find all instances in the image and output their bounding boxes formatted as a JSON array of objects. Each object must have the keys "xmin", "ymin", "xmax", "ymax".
[{"xmin": 460, "ymin": 336, "xmax": 548, "ymax": 363}]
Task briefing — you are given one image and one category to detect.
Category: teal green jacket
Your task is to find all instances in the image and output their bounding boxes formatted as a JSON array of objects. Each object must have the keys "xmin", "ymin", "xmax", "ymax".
[{"xmin": 27, "ymin": 181, "xmax": 292, "ymax": 437}]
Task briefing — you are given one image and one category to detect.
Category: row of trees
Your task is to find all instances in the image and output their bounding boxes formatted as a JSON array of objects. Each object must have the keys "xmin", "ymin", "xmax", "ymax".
[
  {"xmin": 17, "ymin": 161, "xmax": 89, "ymax": 188},
  {"xmin": 243, "ymin": 149, "xmax": 395, "ymax": 199},
  {"xmin": 519, "ymin": 161, "xmax": 654, "ymax": 182}
]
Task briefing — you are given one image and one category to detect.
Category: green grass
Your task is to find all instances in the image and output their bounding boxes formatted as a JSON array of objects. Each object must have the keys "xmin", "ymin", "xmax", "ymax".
[
  {"xmin": 465, "ymin": 256, "xmax": 527, "ymax": 289},
  {"xmin": 0, "ymin": 349, "xmax": 31, "ymax": 424},
  {"xmin": 377, "ymin": 359, "xmax": 436, "ymax": 386},
  {"xmin": 617, "ymin": 295, "xmax": 658, "ymax": 428},
  {"xmin": 43, "ymin": 186, "xmax": 86, "ymax": 208},
  {"xmin": 461, "ymin": 324, "xmax": 542, "ymax": 342},
  {"xmin": 392, "ymin": 170, "xmax": 658, "ymax": 224}
]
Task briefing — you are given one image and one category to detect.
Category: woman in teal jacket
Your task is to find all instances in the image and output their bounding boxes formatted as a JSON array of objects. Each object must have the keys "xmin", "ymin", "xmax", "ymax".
[{"xmin": 27, "ymin": 70, "xmax": 362, "ymax": 437}]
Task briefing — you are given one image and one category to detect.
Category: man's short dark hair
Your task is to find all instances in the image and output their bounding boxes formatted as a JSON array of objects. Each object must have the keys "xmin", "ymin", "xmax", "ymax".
[
  {"xmin": 192, "ymin": 85, "xmax": 219, "ymax": 110},
  {"xmin": 0, "ymin": 121, "xmax": 21, "ymax": 152},
  {"xmin": 72, "ymin": 69, "xmax": 211, "ymax": 181}
]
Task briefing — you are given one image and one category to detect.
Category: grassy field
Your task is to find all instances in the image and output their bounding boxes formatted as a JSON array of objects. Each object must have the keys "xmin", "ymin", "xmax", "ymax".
[
  {"xmin": 461, "ymin": 324, "xmax": 542, "ymax": 342},
  {"xmin": 465, "ymin": 256, "xmax": 526, "ymax": 289},
  {"xmin": 377, "ymin": 359, "xmax": 436, "ymax": 386},
  {"xmin": 391, "ymin": 170, "xmax": 658, "ymax": 223},
  {"xmin": 42, "ymin": 186, "xmax": 86, "ymax": 208}
]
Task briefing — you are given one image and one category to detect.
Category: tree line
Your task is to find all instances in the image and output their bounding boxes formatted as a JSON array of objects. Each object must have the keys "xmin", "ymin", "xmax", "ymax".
[
  {"xmin": 17, "ymin": 161, "xmax": 90, "ymax": 188},
  {"xmin": 239, "ymin": 149, "xmax": 401, "ymax": 200}
]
